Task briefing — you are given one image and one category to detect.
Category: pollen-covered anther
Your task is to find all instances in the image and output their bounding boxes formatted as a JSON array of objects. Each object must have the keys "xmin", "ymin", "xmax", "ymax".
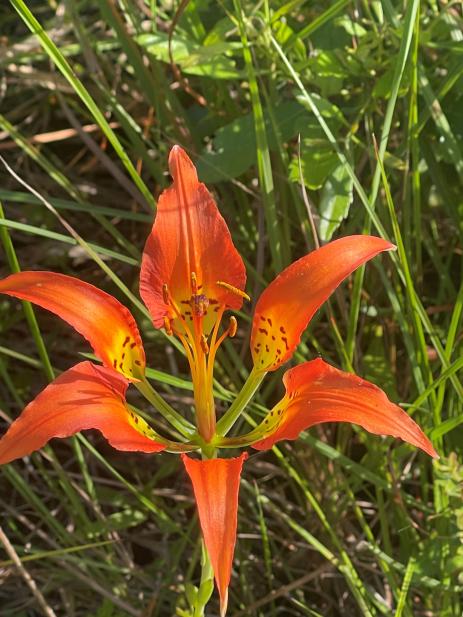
[
  {"xmin": 216, "ymin": 280, "xmax": 250, "ymax": 302},
  {"xmin": 163, "ymin": 316, "xmax": 173, "ymax": 336},
  {"xmin": 228, "ymin": 316, "xmax": 238, "ymax": 338},
  {"xmin": 191, "ymin": 271, "xmax": 198, "ymax": 295},
  {"xmin": 200, "ymin": 334, "xmax": 209, "ymax": 354},
  {"xmin": 162, "ymin": 283, "xmax": 169, "ymax": 305}
]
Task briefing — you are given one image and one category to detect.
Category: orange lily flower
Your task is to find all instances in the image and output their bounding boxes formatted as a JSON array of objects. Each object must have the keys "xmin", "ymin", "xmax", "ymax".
[
  {"xmin": 140, "ymin": 146, "xmax": 247, "ymax": 443},
  {"xmin": 0, "ymin": 146, "xmax": 437, "ymax": 616}
]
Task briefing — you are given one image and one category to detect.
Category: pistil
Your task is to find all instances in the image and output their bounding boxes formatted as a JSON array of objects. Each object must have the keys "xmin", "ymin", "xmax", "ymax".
[{"xmin": 161, "ymin": 274, "xmax": 247, "ymax": 444}]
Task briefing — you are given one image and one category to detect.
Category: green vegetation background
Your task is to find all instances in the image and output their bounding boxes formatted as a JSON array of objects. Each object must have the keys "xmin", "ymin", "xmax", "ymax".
[{"xmin": 0, "ymin": 1, "xmax": 462, "ymax": 615}]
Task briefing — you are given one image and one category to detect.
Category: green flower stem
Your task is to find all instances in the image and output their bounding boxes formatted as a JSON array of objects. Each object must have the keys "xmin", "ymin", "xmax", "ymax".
[
  {"xmin": 192, "ymin": 540, "xmax": 214, "ymax": 617},
  {"xmin": 216, "ymin": 366, "xmax": 266, "ymax": 437},
  {"xmin": 135, "ymin": 378, "xmax": 196, "ymax": 439},
  {"xmin": 126, "ymin": 405, "xmax": 199, "ymax": 453},
  {"xmin": 216, "ymin": 430, "xmax": 261, "ymax": 449}
]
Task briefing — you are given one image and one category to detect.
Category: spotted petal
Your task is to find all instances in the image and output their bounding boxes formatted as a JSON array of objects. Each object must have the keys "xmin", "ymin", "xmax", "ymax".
[
  {"xmin": 0, "ymin": 361, "xmax": 165, "ymax": 465},
  {"xmin": 251, "ymin": 236, "xmax": 394, "ymax": 371},
  {"xmin": 252, "ymin": 359, "xmax": 437, "ymax": 458},
  {"xmin": 140, "ymin": 146, "xmax": 246, "ymax": 334},
  {"xmin": 182, "ymin": 453, "xmax": 247, "ymax": 617},
  {"xmin": 0, "ymin": 271, "xmax": 145, "ymax": 381}
]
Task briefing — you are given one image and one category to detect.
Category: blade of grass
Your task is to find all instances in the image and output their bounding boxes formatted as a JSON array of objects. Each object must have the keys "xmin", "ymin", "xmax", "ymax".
[
  {"xmin": 10, "ymin": 0, "xmax": 154, "ymax": 210},
  {"xmin": 0, "ymin": 200, "xmax": 54, "ymax": 380},
  {"xmin": 234, "ymin": 0, "xmax": 285, "ymax": 272},
  {"xmin": 346, "ymin": 0, "xmax": 420, "ymax": 362},
  {"xmin": 394, "ymin": 557, "xmax": 415, "ymax": 617},
  {"xmin": 270, "ymin": 35, "xmax": 463, "ymax": 405}
]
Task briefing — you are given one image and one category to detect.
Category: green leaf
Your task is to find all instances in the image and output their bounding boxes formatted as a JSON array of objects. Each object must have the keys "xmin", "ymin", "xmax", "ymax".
[
  {"xmin": 185, "ymin": 583, "xmax": 198, "ymax": 607},
  {"xmin": 197, "ymin": 101, "xmax": 314, "ymax": 182},
  {"xmin": 136, "ymin": 32, "xmax": 242, "ymax": 79},
  {"xmin": 318, "ymin": 162, "xmax": 353, "ymax": 240},
  {"xmin": 289, "ymin": 140, "xmax": 338, "ymax": 189},
  {"xmin": 296, "ymin": 91, "xmax": 346, "ymax": 126},
  {"xmin": 334, "ymin": 15, "xmax": 368, "ymax": 38},
  {"xmin": 272, "ymin": 18, "xmax": 306, "ymax": 61},
  {"xmin": 308, "ymin": 50, "xmax": 349, "ymax": 78},
  {"xmin": 197, "ymin": 577, "xmax": 214, "ymax": 605},
  {"xmin": 373, "ymin": 65, "xmax": 411, "ymax": 99}
]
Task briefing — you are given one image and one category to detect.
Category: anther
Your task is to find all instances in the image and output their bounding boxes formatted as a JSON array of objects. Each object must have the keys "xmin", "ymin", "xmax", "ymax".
[
  {"xmin": 162, "ymin": 283, "xmax": 169, "ymax": 305},
  {"xmin": 191, "ymin": 271, "xmax": 198, "ymax": 295},
  {"xmin": 228, "ymin": 316, "xmax": 238, "ymax": 338},
  {"xmin": 163, "ymin": 316, "xmax": 173, "ymax": 336},
  {"xmin": 216, "ymin": 281, "xmax": 250, "ymax": 301},
  {"xmin": 200, "ymin": 334, "xmax": 209, "ymax": 354}
]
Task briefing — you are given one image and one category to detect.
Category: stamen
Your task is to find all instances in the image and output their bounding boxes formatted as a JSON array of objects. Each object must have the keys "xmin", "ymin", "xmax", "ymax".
[
  {"xmin": 216, "ymin": 281, "xmax": 250, "ymax": 302},
  {"xmin": 162, "ymin": 283, "xmax": 169, "ymax": 305},
  {"xmin": 228, "ymin": 316, "xmax": 238, "ymax": 338},
  {"xmin": 191, "ymin": 271, "xmax": 198, "ymax": 295},
  {"xmin": 200, "ymin": 334, "xmax": 209, "ymax": 354},
  {"xmin": 204, "ymin": 305, "xmax": 225, "ymax": 405},
  {"xmin": 163, "ymin": 316, "xmax": 173, "ymax": 336},
  {"xmin": 161, "ymin": 282, "xmax": 198, "ymax": 362}
]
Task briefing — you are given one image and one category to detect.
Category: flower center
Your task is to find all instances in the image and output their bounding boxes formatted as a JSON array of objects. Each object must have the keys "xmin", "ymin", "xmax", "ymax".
[
  {"xmin": 160, "ymin": 272, "xmax": 245, "ymax": 442},
  {"xmin": 190, "ymin": 293, "xmax": 209, "ymax": 317}
]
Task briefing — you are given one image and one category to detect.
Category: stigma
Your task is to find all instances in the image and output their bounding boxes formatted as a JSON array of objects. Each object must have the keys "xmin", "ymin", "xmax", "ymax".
[
  {"xmin": 191, "ymin": 293, "xmax": 209, "ymax": 317},
  {"xmin": 161, "ymin": 272, "xmax": 246, "ymax": 359}
]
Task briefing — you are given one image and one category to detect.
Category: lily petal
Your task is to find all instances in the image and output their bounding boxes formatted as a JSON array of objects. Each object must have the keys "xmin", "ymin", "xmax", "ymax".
[
  {"xmin": 252, "ymin": 359, "xmax": 437, "ymax": 458},
  {"xmin": 0, "ymin": 361, "xmax": 165, "ymax": 465},
  {"xmin": 251, "ymin": 236, "xmax": 394, "ymax": 371},
  {"xmin": 182, "ymin": 453, "xmax": 247, "ymax": 616},
  {"xmin": 0, "ymin": 271, "xmax": 145, "ymax": 380},
  {"xmin": 140, "ymin": 146, "xmax": 246, "ymax": 334}
]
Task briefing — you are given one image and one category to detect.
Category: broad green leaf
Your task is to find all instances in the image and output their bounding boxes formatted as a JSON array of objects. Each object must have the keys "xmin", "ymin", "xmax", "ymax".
[
  {"xmin": 308, "ymin": 50, "xmax": 349, "ymax": 78},
  {"xmin": 197, "ymin": 101, "xmax": 314, "ymax": 182},
  {"xmin": 289, "ymin": 140, "xmax": 338, "ymax": 189},
  {"xmin": 373, "ymin": 65, "xmax": 411, "ymax": 98},
  {"xmin": 273, "ymin": 18, "xmax": 306, "ymax": 61},
  {"xmin": 334, "ymin": 16, "xmax": 368, "ymax": 38},
  {"xmin": 318, "ymin": 162, "xmax": 354, "ymax": 240},
  {"xmin": 197, "ymin": 97, "xmax": 344, "ymax": 184},
  {"xmin": 136, "ymin": 32, "xmax": 242, "ymax": 79},
  {"xmin": 296, "ymin": 91, "xmax": 346, "ymax": 126}
]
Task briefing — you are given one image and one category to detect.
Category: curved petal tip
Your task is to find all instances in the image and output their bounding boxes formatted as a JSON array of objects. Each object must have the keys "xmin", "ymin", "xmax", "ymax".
[
  {"xmin": 252, "ymin": 358, "xmax": 438, "ymax": 459},
  {"xmin": 168, "ymin": 145, "xmax": 197, "ymax": 183},
  {"xmin": 251, "ymin": 236, "xmax": 395, "ymax": 371}
]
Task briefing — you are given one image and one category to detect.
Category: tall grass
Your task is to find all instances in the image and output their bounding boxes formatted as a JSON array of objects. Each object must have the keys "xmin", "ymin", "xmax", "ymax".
[{"xmin": 0, "ymin": 1, "xmax": 462, "ymax": 615}]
